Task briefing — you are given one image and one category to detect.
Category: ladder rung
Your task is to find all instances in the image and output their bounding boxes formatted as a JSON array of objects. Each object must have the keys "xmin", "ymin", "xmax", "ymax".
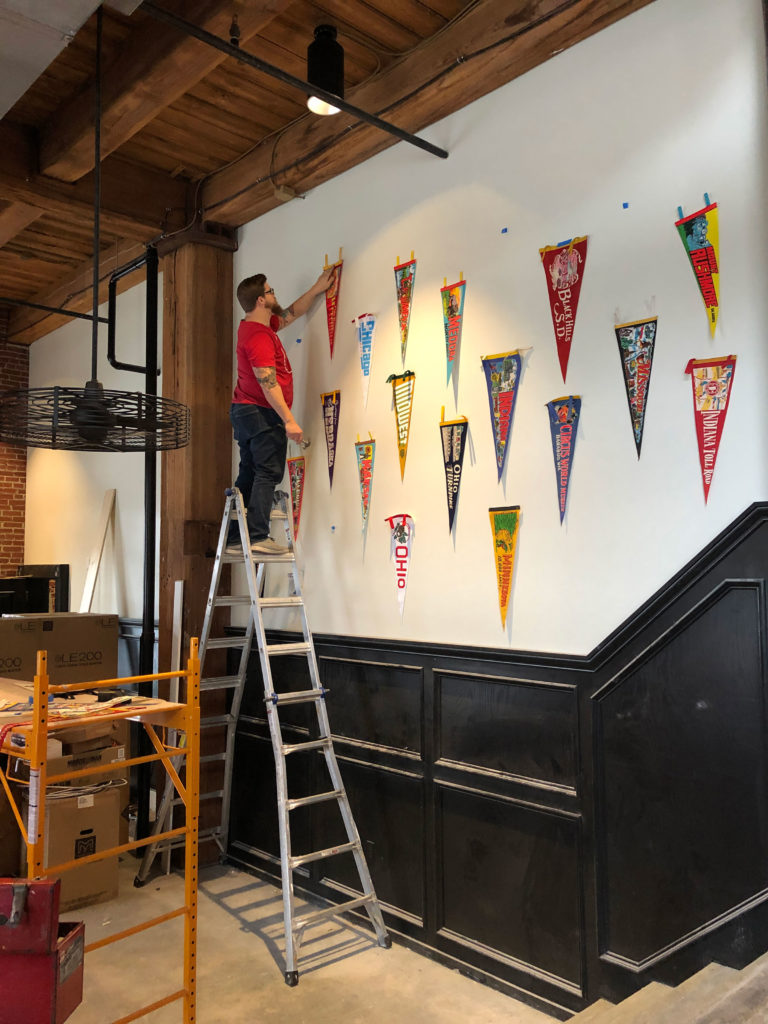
[
  {"xmin": 266, "ymin": 688, "xmax": 328, "ymax": 706},
  {"xmin": 205, "ymin": 637, "xmax": 249, "ymax": 650},
  {"xmin": 265, "ymin": 641, "xmax": 311, "ymax": 656},
  {"xmin": 252, "ymin": 552, "xmax": 295, "ymax": 563},
  {"xmin": 213, "ymin": 596, "xmax": 252, "ymax": 607},
  {"xmin": 290, "ymin": 841, "xmax": 359, "ymax": 869},
  {"xmin": 200, "ymin": 714, "xmax": 235, "ymax": 728},
  {"xmin": 259, "ymin": 596, "xmax": 304, "ymax": 608},
  {"xmin": 282, "ymin": 738, "xmax": 331, "ymax": 755},
  {"xmin": 286, "ymin": 790, "xmax": 342, "ymax": 811},
  {"xmin": 200, "ymin": 675, "xmax": 242, "ymax": 691},
  {"xmin": 292, "ymin": 894, "xmax": 374, "ymax": 933},
  {"xmin": 200, "ymin": 753, "xmax": 226, "ymax": 764},
  {"xmin": 270, "ymin": 510, "xmax": 289, "ymax": 520}
]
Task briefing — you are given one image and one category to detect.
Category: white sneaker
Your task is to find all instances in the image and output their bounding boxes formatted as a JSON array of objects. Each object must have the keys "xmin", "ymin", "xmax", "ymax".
[{"xmin": 250, "ymin": 537, "xmax": 290, "ymax": 556}]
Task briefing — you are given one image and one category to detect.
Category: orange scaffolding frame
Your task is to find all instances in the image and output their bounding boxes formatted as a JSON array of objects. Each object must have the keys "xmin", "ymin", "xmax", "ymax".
[{"xmin": 0, "ymin": 638, "xmax": 201, "ymax": 1024}]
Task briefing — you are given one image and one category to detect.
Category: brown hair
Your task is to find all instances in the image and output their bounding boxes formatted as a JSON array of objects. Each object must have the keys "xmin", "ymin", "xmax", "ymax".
[{"xmin": 236, "ymin": 273, "xmax": 267, "ymax": 313}]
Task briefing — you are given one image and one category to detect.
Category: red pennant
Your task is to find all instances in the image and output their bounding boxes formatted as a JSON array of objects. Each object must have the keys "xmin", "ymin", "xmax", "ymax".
[
  {"xmin": 539, "ymin": 236, "xmax": 588, "ymax": 382},
  {"xmin": 685, "ymin": 355, "xmax": 736, "ymax": 502},
  {"xmin": 325, "ymin": 255, "xmax": 343, "ymax": 358}
]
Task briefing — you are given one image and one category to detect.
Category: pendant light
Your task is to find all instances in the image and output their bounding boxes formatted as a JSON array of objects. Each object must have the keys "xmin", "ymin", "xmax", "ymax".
[{"xmin": 307, "ymin": 25, "xmax": 344, "ymax": 116}]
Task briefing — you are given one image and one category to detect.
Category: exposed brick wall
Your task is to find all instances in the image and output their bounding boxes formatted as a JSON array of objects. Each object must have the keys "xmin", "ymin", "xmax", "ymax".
[{"xmin": 0, "ymin": 339, "xmax": 29, "ymax": 576}]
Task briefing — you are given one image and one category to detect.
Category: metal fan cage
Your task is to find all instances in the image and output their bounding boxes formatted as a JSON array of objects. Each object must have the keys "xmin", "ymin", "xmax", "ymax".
[{"xmin": 0, "ymin": 386, "xmax": 190, "ymax": 452}]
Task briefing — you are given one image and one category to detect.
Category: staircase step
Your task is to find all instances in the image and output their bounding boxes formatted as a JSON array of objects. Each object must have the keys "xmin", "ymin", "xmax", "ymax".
[
  {"xmin": 692, "ymin": 955, "xmax": 768, "ymax": 1023},
  {"xmin": 628, "ymin": 963, "xmax": 737, "ymax": 1024},
  {"xmin": 595, "ymin": 982, "xmax": 672, "ymax": 1023},
  {"xmin": 568, "ymin": 999, "xmax": 616, "ymax": 1023}
]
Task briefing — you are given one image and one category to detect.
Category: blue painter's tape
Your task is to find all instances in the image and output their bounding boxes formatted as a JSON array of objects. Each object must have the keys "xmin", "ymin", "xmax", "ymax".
[
  {"xmin": 501, "ymin": 227, "xmax": 508, "ymax": 234},
  {"xmin": 622, "ymin": 202, "xmax": 629, "ymax": 209},
  {"xmin": 556, "ymin": 238, "xmax": 572, "ymax": 248}
]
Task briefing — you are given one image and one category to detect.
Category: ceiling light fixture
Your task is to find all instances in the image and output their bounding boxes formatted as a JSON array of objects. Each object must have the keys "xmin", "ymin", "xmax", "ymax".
[{"xmin": 307, "ymin": 24, "xmax": 344, "ymax": 116}]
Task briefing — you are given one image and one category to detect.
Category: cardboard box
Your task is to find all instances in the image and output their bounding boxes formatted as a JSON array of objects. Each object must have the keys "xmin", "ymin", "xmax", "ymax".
[
  {"xmin": 0, "ymin": 613, "xmax": 118, "ymax": 684},
  {"xmin": 23, "ymin": 787, "xmax": 120, "ymax": 912},
  {"xmin": 9, "ymin": 740, "xmax": 126, "ymax": 787}
]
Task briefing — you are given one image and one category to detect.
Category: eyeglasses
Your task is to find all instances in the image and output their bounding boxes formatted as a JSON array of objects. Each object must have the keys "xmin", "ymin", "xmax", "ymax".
[{"xmin": 264, "ymin": 288, "xmax": 275, "ymax": 295}]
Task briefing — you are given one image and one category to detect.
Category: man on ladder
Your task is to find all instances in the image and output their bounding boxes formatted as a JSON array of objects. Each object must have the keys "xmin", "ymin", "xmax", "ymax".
[{"xmin": 229, "ymin": 267, "xmax": 334, "ymax": 555}]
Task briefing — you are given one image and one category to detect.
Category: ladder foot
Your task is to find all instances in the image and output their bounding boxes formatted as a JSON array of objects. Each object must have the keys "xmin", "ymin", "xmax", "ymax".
[
  {"xmin": 284, "ymin": 971, "xmax": 299, "ymax": 987},
  {"xmin": 379, "ymin": 935, "xmax": 392, "ymax": 949},
  {"xmin": 133, "ymin": 876, "xmax": 147, "ymax": 888}
]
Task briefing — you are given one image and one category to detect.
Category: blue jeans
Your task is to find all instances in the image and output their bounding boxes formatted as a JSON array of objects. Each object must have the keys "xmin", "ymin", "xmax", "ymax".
[{"xmin": 230, "ymin": 403, "xmax": 287, "ymax": 542}]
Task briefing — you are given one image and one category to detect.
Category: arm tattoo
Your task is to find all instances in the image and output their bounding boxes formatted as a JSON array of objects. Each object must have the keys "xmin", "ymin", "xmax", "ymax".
[
  {"xmin": 286, "ymin": 304, "xmax": 295, "ymax": 318},
  {"xmin": 255, "ymin": 366, "xmax": 277, "ymax": 389}
]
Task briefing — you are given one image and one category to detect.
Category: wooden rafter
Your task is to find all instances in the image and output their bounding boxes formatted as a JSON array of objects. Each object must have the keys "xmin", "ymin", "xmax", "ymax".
[{"xmin": 0, "ymin": 203, "xmax": 44, "ymax": 248}]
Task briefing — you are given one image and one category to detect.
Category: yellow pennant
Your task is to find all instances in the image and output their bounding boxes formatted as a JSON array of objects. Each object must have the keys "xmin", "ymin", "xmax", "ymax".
[
  {"xmin": 489, "ymin": 505, "xmax": 520, "ymax": 627},
  {"xmin": 386, "ymin": 371, "xmax": 416, "ymax": 480}
]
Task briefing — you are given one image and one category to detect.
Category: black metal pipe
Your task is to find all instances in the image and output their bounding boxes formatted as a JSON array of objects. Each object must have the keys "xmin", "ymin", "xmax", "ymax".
[
  {"xmin": 107, "ymin": 248, "xmax": 160, "ymax": 375},
  {"xmin": 91, "ymin": 7, "xmax": 102, "ymax": 382},
  {"xmin": 141, "ymin": 1, "xmax": 448, "ymax": 161},
  {"xmin": 0, "ymin": 296, "xmax": 109, "ymax": 324}
]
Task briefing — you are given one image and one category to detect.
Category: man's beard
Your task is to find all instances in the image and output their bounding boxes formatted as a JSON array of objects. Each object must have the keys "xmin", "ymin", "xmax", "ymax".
[{"xmin": 267, "ymin": 296, "xmax": 287, "ymax": 319}]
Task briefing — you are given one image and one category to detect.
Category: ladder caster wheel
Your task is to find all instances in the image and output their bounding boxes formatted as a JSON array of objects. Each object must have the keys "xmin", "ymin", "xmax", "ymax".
[
  {"xmin": 380, "ymin": 935, "xmax": 392, "ymax": 949},
  {"xmin": 285, "ymin": 971, "xmax": 299, "ymax": 987},
  {"xmin": 133, "ymin": 876, "xmax": 146, "ymax": 888}
]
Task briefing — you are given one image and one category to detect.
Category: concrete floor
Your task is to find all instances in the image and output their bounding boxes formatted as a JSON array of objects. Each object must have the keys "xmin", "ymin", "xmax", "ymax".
[{"xmin": 67, "ymin": 858, "xmax": 557, "ymax": 1024}]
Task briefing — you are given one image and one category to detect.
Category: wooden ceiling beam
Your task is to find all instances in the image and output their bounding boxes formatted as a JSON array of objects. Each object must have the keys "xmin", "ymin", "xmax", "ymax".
[
  {"xmin": 39, "ymin": 0, "xmax": 293, "ymax": 183},
  {"xmin": 202, "ymin": 0, "xmax": 656, "ymax": 226},
  {"xmin": 0, "ymin": 202, "xmax": 44, "ymax": 247},
  {"xmin": 0, "ymin": 122, "xmax": 190, "ymax": 239}
]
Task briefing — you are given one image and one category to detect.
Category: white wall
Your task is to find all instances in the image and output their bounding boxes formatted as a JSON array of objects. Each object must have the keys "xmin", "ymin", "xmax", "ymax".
[
  {"xmin": 25, "ymin": 279, "xmax": 161, "ymax": 618},
  {"xmin": 234, "ymin": 0, "xmax": 768, "ymax": 654}
]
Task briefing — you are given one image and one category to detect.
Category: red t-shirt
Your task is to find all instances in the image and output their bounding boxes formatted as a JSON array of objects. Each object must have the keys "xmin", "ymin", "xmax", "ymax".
[{"xmin": 232, "ymin": 315, "xmax": 293, "ymax": 408}]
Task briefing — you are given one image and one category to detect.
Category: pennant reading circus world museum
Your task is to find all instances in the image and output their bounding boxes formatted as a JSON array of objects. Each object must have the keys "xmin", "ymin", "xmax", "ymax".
[
  {"xmin": 354, "ymin": 436, "xmax": 375, "ymax": 529},
  {"xmin": 394, "ymin": 255, "xmax": 416, "ymax": 365},
  {"xmin": 481, "ymin": 350, "xmax": 523, "ymax": 481},
  {"xmin": 287, "ymin": 456, "xmax": 305, "ymax": 540},
  {"xmin": 440, "ymin": 410, "xmax": 468, "ymax": 533},
  {"xmin": 540, "ymin": 236, "xmax": 588, "ymax": 382},
  {"xmin": 324, "ymin": 253, "xmax": 343, "ymax": 358},
  {"xmin": 387, "ymin": 371, "xmax": 416, "ymax": 480},
  {"xmin": 385, "ymin": 513, "xmax": 414, "ymax": 620},
  {"xmin": 321, "ymin": 390, "xmax": 341, "ymax": 488},
  {"xmin": 676, "ymin": 199, "xmax": 720, "ymax": 336},
  {"xmin": 615, "ymin": 316, "xmax": 657, "ymax": 458},
  {"xmin": 353, "ymin": 313, "xmax": 376, "ymax": 407},
  {"xmin": 685, "ymin": 355, "xmax": 736, "ymax": 502},
  {"xmin": 441, "ymin": 277, "xmax": 466, "ymax": 384},
  {"xmin": 489, "ymin": 506, "xmax": 520, "ymax": 629},
  {"xmin": 546, "ymin": 396, "xmax": 581, "ymax": 524}
]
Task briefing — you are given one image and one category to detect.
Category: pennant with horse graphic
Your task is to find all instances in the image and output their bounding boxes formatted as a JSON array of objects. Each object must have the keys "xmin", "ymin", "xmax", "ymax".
[
  {"xmin": 440, "ymin": 408, "xmax": 468, "ymax": 533},
  {"xmin": 321, "ymin": 390, "xmax": 341, "ymax": 487},
  {"xmin": 615, "ymin": 316, "xmax": 657, "ymax": 458},
  {"xmin": 287, "ymin": 456, "xmax": 305, "ymax": 540},
  {"xmin": 489, "ymin": 506, "xmax": 520, "ymax": 629},
  {"xmin": 481, "ymin": 350, "xmax": 523, "ymax": 481},
  {"xmin": 353, "ymin": 313, "xmax": 376, "ymax": 407},
  {"xmin": 540, "ymin": 236, "xmax": 588, "ymax": 381},
  {"xmin": 394, "ymin": 253, "xmax": 416, "ymax": 365},
  {"xmin": 676, "ymin": 197, "xmax": 720, "ymax": 336},
  {"xmin": 354, "ymin": 434, "xmax": 376, "ymax": 529},
  {"xmin": 385, "ymin": 513, "xmax": 414, "ymax": 620},
  {"xmin": 441, "ymin": 275, "xmax": 466, "ymax": 383},
  {"xmin": 387, "ymin": 370, "xmax": 416, "ymax": 480},
  {"xmin": 546, "ymin": 396, "xmax": 581, "ymax": 524},
  {"xmin": 685, "ymin": 355, "xmax": 736, "ymax": 502},
  {"xmin": 324, "ymin": 249, "xmax": 343, "ymax": 358}
]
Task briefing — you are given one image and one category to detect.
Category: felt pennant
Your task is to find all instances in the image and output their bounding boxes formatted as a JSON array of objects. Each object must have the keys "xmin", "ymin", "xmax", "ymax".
[
  {"xmin": 441, "ymin": 276, "xmax": 466, "ymax": 383},
  {"xmin": 440, "ymin": 408, "xmax": 468, "ymax": 533},
  {"xmin": 321, "ymin": 390, "xmax": 341, "ymax": 487},
  {"xmin": 324, "ymin": 249, "xmax": 344, "ymax": 358},
  {"xmin": 685, "ymin": 355, "xmax": 736, "ymax": 502},
  {"xmin": 353, "ymin": 313, "xmax": 376, "ymax": 407},
  {"xmin": 481, "ymin": 350, "xmax": 523, "ymax": 481},
  {"xmin": 539, "ymin": 236, "xmax": 588, "ymax": 381},
  {"xmin": 386, "ymin": 370, "xmax": 416, "ymax": 480},
  {"xmin": 394, "ymin": 253, "xmax": 417, "ymax": 365},
  {"xmin": 546, "ymin": 396, "xmax": 581, "ymax": 523},
  {"xmin": 615, "ymin": 316, "xmax": 657, "ymax": 458},
  {"xmin": 287, "ymin": 456, "xmax": 305, "ymax": 540},
  {"xmin": 384, "ymin": 513, "xmax": 414, "ymax": 620},
  {"xmin": 675, "ymin": 198, "xmax": 720, "ymax": 336},
  {"xmin": 354, "ymin": 434, "xmax": 376, "ymax": 529},
  {"xmin": 489, "ymin": 506, "xmax": 520, "ymax": 629}
]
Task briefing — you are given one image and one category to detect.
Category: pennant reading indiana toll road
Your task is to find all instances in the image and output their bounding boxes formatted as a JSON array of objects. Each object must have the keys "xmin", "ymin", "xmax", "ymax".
[
  {"xmin": 354, "ymin": 436, "xmax": 375, "ymax": 529},
  {"xmin": 546, "ymin": 396, "xmax": 581, "ymax": 524},
  {"xmin": 287, "ymin": 456, "xmax": 305, "ymax": 540},
  {"xmin": 394, "ymin": 256, "xmax": 416, "ymax": 365},
  {"xmin": 441, "ymin": 278, "xmax": 466, "ymax": 384},
  {"xmin": 615, "ymin": 316, "xmax": 657, "ymax": 458},
  {"xmin": 685, "ymin": 355, "xmax": 736, "ymax": 502},
  {"xmin": 325, "ymin": 256, "xmax": 343, "ymax": 358},
  {"xmin": 353, "ymin": 313, "xmax": 376, "ymax": 407},
  {"xmin": 440, "ymin": 410, "xmax": 468, "ymax": 533},
  {"xmin": 321, "ymin": 390, "xmax": 341, "ymax": 488},
  {"xmin": 676, "ymin": 200, "xmax": 720, "ymax": 336},
  {"xmin": 481, "ymin": 350, "xmax": 523, "ymax": 481},
  {"xmin": 540, "ymin": 236, "xmax": 588, "ymax": 381},
  {"xmin": 387, "ymin": 371, "xmax": 416, "ymax": 480},
  {"xmin": 385, "ymin": 513, "xmax": 414, "ymax": 620},
  {"xmin": 489, "ymin": 506, "xmax": 520, "ymax": 629}
]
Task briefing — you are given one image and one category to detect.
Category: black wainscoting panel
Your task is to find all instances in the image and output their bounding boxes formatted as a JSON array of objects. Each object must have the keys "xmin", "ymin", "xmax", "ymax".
[
  {"xmin": 319, "ymin": 657, "xmax": 423, "ymax": 754},
  {"xmin": 438, "ymin": 784, "xmax": 582, "ymax": 988},
  {"xmin": 596, "ymin": 582, "xmax": 768, "ymax": 965},
  {"xmin": 436, "ymin": 671, "xmax": 578, "ymax": 789}
]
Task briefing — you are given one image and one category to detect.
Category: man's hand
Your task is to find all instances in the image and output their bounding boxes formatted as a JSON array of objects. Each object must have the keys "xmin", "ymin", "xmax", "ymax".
[
  {"xmin": 314, "ymin": 266, "xmax": 336, "ymax": 294},
  {"xmin": 285, "ymin": 417, "xmax": 303, "ymax": 443}
]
